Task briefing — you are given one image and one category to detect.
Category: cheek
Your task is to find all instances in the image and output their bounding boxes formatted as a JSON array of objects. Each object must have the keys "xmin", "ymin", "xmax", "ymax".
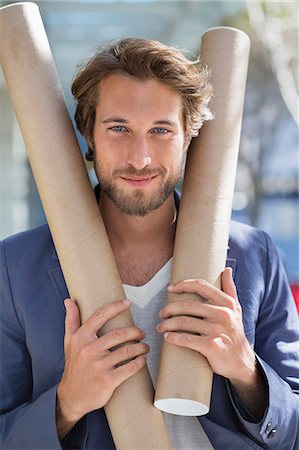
[
  {"xmin": 155, "ymin": 135, "xmax": 184, "ymax": 156},
  {"xmin": 94, "ymin": 136, "xmax": 124, "ymax": 163},
  {"xmin": 160, "ymin": 144, "xmax": 184, "ymax": 163},
  {"xmin": 166, "ymin": 142, "xmax": 185, "ymax": 165},
  {"xmin": 94, "ymin": 129, "xmax": 127, "ymax": 148}
]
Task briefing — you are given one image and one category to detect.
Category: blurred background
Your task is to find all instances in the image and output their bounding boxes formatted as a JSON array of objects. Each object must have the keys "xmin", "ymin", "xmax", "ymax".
[{"xmin": 0, "ymin": 0, "xmax": 298, "ymax": 307}]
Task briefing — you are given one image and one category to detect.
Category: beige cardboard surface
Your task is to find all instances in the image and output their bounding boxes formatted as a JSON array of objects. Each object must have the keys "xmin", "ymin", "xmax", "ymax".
[
  {"xmin": 155, "ymin": 27, "xmax": 250, "ymax": 415},
  {"xmin": 0, "ymin": 2, "xmax": 172, "ymax": 448}
]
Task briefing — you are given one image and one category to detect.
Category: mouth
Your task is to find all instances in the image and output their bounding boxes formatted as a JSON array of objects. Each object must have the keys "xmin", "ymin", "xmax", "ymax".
[{"xmin": 120, "ymin": 175, "xmax": 158, "ymax": 187}]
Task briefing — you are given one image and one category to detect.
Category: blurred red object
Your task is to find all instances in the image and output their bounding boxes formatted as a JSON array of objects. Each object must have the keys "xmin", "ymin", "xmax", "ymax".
[{"xmin": 290, "ymin": 284, "xmax": 299, "ymax": 313}]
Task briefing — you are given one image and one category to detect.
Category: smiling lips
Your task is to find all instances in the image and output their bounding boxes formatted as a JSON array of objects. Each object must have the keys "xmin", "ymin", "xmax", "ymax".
[{"xmin": 120, "ymin": 175, "xmax": 158, "ymax": 187}]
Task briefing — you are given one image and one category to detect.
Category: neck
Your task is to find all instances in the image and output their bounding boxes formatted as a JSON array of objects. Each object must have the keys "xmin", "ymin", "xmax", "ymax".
[{"xmin": 99, "ymin": 192, "xmax": 177, "ymax": 251}]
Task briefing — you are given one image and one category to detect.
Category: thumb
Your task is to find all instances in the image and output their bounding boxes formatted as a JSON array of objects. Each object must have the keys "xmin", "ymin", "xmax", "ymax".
[
  {"xmin": 64, "ymin": 298, "xmax": 81, "ymax": 347},
  {"xmin": 222, "ymin": 267, "xmax": 238, "ymax": 301}
]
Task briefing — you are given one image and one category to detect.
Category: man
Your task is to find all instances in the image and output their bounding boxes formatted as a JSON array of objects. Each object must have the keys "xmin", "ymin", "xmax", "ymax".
[{"xmin": 0, "ymin": 38, "xmax": 298, "ymax": 450}]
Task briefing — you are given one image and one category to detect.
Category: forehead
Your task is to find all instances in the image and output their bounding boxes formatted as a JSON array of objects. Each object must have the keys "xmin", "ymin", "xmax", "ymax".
[{"xmin": 96, "ymin": 73, "xmax": 183, "ymax": 122}]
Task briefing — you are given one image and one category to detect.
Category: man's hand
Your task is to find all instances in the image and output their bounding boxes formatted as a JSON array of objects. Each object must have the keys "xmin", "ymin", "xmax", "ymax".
[
  {"xmin": 56, "ymin": 299, "xmax": 148, "ymax": 440},
  {"xmin": 157, "ymin": 267, "xmax": 267, "ymax": 420}
]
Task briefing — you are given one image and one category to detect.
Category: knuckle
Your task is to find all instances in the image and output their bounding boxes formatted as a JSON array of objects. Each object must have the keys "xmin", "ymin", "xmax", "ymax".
[
  {"xmin": 182, "ymin": 333, "xmax": 193, "ymax": 344},
  {"xmin": 226, "ymin": 297, "xmax": 235, "ymax": 310},
  {"xmin": 79, "ymin": 343, "xmax": 93, "ymax": 360},
  {"xmin": 94, "ymin": 308, "xmax": 105, "ymax": 319},
  {"xmin": 124, "ymin": 345, "xmax": 134, "ymax": 358},
  {"xmin": 177, "ymin": 333, "xmax": 193, "ymax": 345},
  {"xmin": 222, "ymin": 309, "xmax": 233, "ymax": 324},
  {"xmin": 182, "ymin": 300, "xmax": 194, "ymax": 311},
  {"xmin": 112, "ymin": 327, "xmax": 126, "ymax": 339},
  {"xmin": 178, "ymin": 316, "xmax": 189, "ymax": 327}
]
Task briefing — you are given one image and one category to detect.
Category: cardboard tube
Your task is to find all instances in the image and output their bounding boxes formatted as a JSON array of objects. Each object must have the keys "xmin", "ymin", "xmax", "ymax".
[
  {"xmin": 0, "ymin": 3, "xmax": 172, "ymax": 448},
  {"xmin": 155, "ymin": 27, "xmax": 250, "ymax": 416}
]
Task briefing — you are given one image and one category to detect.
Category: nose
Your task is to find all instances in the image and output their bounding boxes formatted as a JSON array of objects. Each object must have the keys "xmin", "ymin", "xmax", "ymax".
[{"xmin": 126, "ymin": 135, "xmax": 152, "ymax": 170}]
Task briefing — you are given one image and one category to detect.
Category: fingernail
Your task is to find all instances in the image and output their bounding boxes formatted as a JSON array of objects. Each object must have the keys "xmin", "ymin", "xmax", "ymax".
[
  {"xmin": 123, "ymin": 299, "xmax": 131, "ymax": 306},
  {"xmin": 156, "ymin": 323, "xmax": 161, "ymax": 331},
  {"xmin": 167, "ymin": 285, "xmax": 174, "ymax": 291},
  {"xmin": 159, "ymin": 310, "xmax": 164, "ymax": 318},
  {"xmin": 164, "ymin": 332, "xmax": 169, "ymax": 339}
]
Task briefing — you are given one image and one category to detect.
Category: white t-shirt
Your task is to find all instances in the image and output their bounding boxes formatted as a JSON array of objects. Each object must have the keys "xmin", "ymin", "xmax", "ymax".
[{"xmin": 123, "ymin": 258, "xmax": 213, "ymax": 450}]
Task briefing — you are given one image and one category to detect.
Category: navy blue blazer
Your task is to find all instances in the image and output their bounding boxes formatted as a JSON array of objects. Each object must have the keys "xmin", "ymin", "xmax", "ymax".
[{"xmin": 1, "ymin": 199, "xmax": 298, "ymax": 449}]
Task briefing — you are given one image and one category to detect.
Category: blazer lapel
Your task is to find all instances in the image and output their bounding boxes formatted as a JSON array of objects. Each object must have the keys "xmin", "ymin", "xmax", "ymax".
[{"xmin": 48, "ymin": 249, "xmax": 69, "ymax": 304}]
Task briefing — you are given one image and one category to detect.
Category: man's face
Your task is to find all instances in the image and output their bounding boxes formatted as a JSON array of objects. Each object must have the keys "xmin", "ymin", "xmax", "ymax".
[{"xmin": 92, "ymin": 73, "xmax": 187, "ymax": 216}]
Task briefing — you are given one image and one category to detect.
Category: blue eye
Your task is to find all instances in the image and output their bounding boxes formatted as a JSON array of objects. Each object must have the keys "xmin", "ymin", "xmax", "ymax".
[
  {"xmin": 154, "ymin": 128, "xmax": 169, "ymax": 134},
  {"xmin": 110, "ymin": 125, "xmax": 127, "ymax": 132}
]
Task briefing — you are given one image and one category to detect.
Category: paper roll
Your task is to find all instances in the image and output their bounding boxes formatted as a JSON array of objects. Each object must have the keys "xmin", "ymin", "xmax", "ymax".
[
  {"xmin": 0, "ymin": 2, "xmax": 172, "ymax": 448},
  {"xmin": 155, "ymin": 27, "xmax": 250, "ymax": 415}
]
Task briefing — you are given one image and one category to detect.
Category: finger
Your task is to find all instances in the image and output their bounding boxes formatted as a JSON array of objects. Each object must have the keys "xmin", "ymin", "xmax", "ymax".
[
  {"xmin": 221, "ymin": 267, "xmax": 238, "ymax": 301},
  {"xmin": 107, "ymin": 342, "xmax": 150, "ymax": 367},
  {"xmin": 77, "ymin": 300, "xmax": 131, "ymax": 341},
  {"xmin": 160, "ymin": 299, "xmax": 222, "ymax": 321},
  {"xmin": 163, "ymin": 331, "xmax": 207, "ymax": 354},
  {"xmin": 64, "ymin": 299, "xmax": 81, "ymax": 348},
  {"xmin": 157, "ymin": 315, "xmax": 211, "ymax": 336},
  {"xmin": 168, "ymin": 279, "xmax": 235, "ymax": 308},
  {"xmin": 112, "ymin": 355, "xmax": 147, "ymax": 387},
  {"xmin": 98, "ymin": 326, "xmax": 145, "ymax": 351}
]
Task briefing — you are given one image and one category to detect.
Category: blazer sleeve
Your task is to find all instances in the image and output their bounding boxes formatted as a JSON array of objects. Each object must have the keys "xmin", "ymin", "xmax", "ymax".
[
  {"xmin": 228, "ymin": 231, "xmax": 299, "ymax": 450},
  {"xmin": 0, "ymin": 240, "xmax": 64, "ymax": 449}
]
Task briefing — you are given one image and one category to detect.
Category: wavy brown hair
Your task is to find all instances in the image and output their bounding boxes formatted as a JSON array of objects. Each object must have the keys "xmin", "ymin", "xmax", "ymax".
[{"xmin": 71, "ymin": 38, "xmax": 213, "ymax": 160}]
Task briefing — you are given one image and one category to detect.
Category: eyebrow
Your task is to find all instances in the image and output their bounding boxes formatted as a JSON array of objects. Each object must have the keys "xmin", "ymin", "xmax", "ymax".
[
  {"xmin": 102, "ymin": 117, "xmax": 178, "ymax": 127},
  {"xmin": 102, "ymin": 117, "xmax": 128, "ymax": 124},
  {"xmin": 153, "ymin": 120, "xmax": 177, "ymax": 128}
]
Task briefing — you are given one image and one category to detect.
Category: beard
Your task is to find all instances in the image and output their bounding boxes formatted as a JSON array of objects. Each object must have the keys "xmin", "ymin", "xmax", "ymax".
[{"xmin": 94, "ymin": 158, "xmax": 184, "ymax": 217}]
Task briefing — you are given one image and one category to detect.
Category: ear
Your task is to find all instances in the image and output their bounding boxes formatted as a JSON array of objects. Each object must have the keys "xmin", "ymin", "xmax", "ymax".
[
  {"xmin": 85, "ymin": 147, "xmax": 95, "ymax": 162},
  {"xmin": 85, "ymin": 135, "xmax": 95, "ymax": 162},
  {"xmin": 86, "ymin": 135, "xmax": 94, "ymax": 150}
]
